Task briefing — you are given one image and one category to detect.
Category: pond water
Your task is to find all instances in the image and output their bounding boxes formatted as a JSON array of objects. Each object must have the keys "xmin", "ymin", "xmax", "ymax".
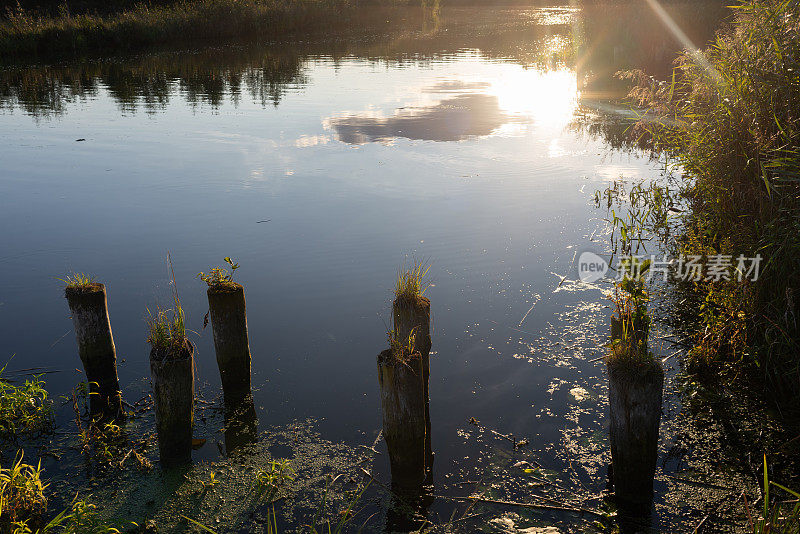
[{"xmin": 0, "ymin": 3, "xmax": 733, "ymax": 532}]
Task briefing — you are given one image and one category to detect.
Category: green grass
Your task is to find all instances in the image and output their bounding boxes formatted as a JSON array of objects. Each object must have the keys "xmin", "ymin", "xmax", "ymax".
[
  {"xmin": 255, "ymin": 459, "xmax": 295, "ymax": 501},
  {"xmin": 0, "ymin": 452, "xmax": 48, "ymax": 531},
  {"xmin": 148, "ymin": 253, "xmax": 190, "ymax": 354},
  {"xmin": 0, "ymin": 362, "xmax": 53, "ymax": 442},
  {"xmin": 58, "ymin": 272, "xmax": 96, "ymax": 288},
  {"xmin": 743, "ymin": 455, "xmax": 800, "ymax": 533},
  {"xmin": 146, "ymin": 303, "xmax": 186, "ymax": 351},
  {"xmin": 6, "ymin": 496, "xmax": 123, "ymax": 534},
  {"xmin": 627, "ymin": 0, "xmax": 800, "ymax": 401},
  {"xmin": 0, "ymin": 0, "xmax": 358, "ymax": 60},
  {"xmin": 394, "ymin": 260, "xmax": 430, "ymax": 302}
]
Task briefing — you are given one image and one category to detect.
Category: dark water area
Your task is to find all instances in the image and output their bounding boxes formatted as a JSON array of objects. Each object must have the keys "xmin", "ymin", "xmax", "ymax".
[{"xmin": 0, "ymin": 3, "xmax": 743, "ymax": 532}]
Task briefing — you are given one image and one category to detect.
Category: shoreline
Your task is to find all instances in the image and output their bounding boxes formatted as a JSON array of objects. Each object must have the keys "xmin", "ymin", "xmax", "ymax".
[{"xmin": 0, "ymin": 0, "xmax": 402, "ymax": 61}]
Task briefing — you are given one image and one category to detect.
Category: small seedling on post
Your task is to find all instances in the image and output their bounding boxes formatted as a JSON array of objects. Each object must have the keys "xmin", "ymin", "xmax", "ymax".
[
  {"xmin": 199, "ymin": 257, "xmax": 253, "ymax": 408},
  {"xmin": 62, "ymin": 273, "xmax": 123, "ymax": 420},
  {"xmin": 606, "ymin": 258, "xmax": 663, "ymax": 517},
  {"xmin": 393, "ymin": 260, "xmax": 433, "ymax": 479},
  {"xmin": 147, "ymin": 260, "xmax": 194, "ymax": 468}
]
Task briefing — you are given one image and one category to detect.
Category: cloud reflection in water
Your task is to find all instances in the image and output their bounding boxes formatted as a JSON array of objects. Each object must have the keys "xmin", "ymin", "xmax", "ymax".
[{"xmin": 326, "ymin": 81, "xmax": 530, "ymax": 144}]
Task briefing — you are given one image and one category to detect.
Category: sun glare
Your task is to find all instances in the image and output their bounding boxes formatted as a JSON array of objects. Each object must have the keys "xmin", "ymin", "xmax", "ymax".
[{"xmin": 490, "ymin": 67, "xmax": 578, "ymax": 128}]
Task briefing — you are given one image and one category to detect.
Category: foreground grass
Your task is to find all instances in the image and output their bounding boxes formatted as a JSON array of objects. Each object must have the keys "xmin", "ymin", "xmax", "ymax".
[
  {"xmin": 0, "ymin": 0, "xmax": 361, "ymax": 59},
  {"xmin": 629, "ymin": 0, "xmax": 800, "ymax": 402},
  {"xmin": 0, "ymin": 364, "xmax": 53, "ymax": 442}
]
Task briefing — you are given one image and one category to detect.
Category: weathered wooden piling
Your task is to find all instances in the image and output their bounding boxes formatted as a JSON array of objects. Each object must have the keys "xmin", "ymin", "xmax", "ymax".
[
  {"xmin": 607, "ymin": 321, "xmax": 663, "ymax": 515},
  {"xmin": 150, "ymin": 341, "xmax": 194, "ymax": 467},
  {"xmin": 64, "ymin": 283, "xmax": 123, "ymax": 419},
  {"xmin": 207, "ymin": 283, "xmax": 252, "ymax": 401},
  {"xmin": 377, "ymin": 348, "xmax": 428, "ymax": 493},
  {"xmin": 392, "ymin": 295, "xmax": 433, "ymax": 477}
]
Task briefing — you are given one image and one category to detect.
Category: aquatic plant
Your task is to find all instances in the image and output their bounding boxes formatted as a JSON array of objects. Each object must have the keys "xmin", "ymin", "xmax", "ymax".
[
  {"xmin": 0, "ymin": 452, "xmax": 47, "ymax": 531},
  {"xmin": 0, "ymin": 362, "xmax": 53, "ymax": 442},
  {"xmin": 198, "ymin": 257, "xmax": 239, "ymax": 287},
  {"xmin": 395, "ymin": 260, "xmax": 430, "ymax": 303},
  {"xmin": 70, "ymin": 384, "xmax": 142, "ymax": 471},
  {"xmin": 743, "ymin": 455, "xmax": 800, "ymax": 533},
  {"xmin": 182, "ymin": 476, "xmax": 371, "ymax": 534},
  {"xmin": 10, "ymin": 499, "xmax": 122, "ymax": 534},
  {"xmin": 255, "ymin": 458, "xmax": 295, "ymax": 501},
  {"xmin": 307, "ymin": 476, "xmax": 371, "ymax": 534}
]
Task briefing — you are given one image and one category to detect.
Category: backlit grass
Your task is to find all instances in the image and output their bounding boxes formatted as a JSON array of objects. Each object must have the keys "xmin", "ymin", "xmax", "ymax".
[
  {"xmin": 0, "ymin": 362, "xmax": 53, "ymax": 442},
  {"xmin": 58, "ymin": 272, "xmax": 95, "ymax": 288},
  {"xmin": 394, "ymin": 260, "xmax": 430, "ymax": 302},
  {"xmin": 628, "ymin": 0, "xmax": 800, "ymax": 401},
  {"xmin": 0, "ymin": 452, "xmax": 47, "ymax": 531}
]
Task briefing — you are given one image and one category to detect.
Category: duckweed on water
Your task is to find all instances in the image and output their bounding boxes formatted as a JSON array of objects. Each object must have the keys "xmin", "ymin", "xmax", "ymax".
[{"xmin": 61, "ymin": 419, "xmax": 378, "ymax": 533}]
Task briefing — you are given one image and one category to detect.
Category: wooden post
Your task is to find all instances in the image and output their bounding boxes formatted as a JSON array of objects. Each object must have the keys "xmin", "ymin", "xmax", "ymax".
[
  {"xmin": 607, "ymin": 356, "xmax": 663, "ymax": 515},
  {"xmin": 377, "ymin": 349, "xmax": 427, "ymax": 493},
  {"xmin": 65, "ymin": 283, "xmax": 123, "ymax": 419},
  {"xmin": 150, "ymin": 341, "xmax": 194, "ymax": 467},
  {"xmin": 207, "ymin": 283, "xmax": 252, "ymax": 401},
  {"xmin": 392, "ymin": 295, "xmax": 433, "ymax": 478}
]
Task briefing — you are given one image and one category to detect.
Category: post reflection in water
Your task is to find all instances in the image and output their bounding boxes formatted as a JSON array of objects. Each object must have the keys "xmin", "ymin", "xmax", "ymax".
[{"xmin": 222, "ymin": 385, "xmax": 259, "ymax": 454}]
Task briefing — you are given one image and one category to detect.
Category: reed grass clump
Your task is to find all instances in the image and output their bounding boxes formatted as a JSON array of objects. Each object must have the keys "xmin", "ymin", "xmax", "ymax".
[
  {"xmin": 0, "ymin": 364, "xmax": 53, "ymax": 442},
  {"xmin": 745, "ymin": 455, "xmax": 800, "ymax": 533},
  {"xmin": 146, "ymin": 303, "xmax": 186, "ymax": 354},
  {"xmin": 0, "ymin": 452, "xmax": 47, "ymax": 531},
  {"xmin": 395, "ymin": 260, "xmax": 430, "ymax": 304},
  {"xmin": 627, "ymin": 0, "xmax": 800, "ymax": 399}
]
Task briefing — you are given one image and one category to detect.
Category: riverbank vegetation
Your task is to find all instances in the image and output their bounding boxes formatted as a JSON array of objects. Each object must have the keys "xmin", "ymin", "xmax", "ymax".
[
  {"xmin": 0, "ymin": 0, "xmax": 364, "ymax": 59},
  {"xmin": 628, "ymin": 0, "xmax": 800, "ymax": 407}
]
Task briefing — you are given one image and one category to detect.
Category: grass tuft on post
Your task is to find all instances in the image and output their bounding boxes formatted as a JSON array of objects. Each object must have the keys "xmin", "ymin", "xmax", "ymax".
[
  {"xmin": 148, "ymin": 256, "xmax": 194, "ymax": 468},
  {"xmin": 58, "ymin": 272, "xmax": 96, "ymax": 289},
  {"xmin": 394, "ymin": 260, "xmax": 430, "ymax": 304},
  {"xmin": 606, "ymin": 258, "xmax": 663, "ymax": 516}
]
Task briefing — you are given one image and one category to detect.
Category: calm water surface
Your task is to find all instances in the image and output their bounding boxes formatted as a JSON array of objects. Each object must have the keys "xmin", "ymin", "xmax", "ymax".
[{"xmin": 0, "ymin": 4, "xmax": 729, "ymax": 531}]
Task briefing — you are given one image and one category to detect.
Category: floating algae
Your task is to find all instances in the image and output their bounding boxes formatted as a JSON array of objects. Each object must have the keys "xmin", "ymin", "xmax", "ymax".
[{"xmin": 52, "ymin": 414, "xmax": 380, "ymax": 533}]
